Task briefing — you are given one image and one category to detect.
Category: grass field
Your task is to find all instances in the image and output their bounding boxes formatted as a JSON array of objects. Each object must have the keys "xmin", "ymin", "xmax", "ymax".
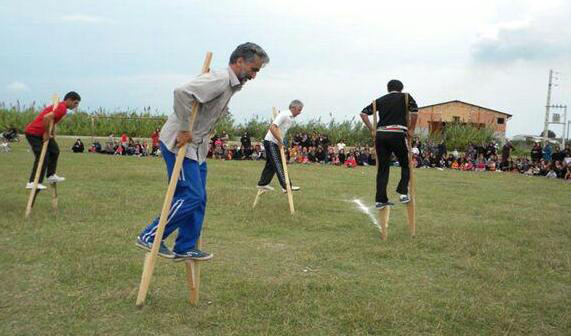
[{"xmin": 1, "ymin": 139, "xmax": 570, "ymax": 335}]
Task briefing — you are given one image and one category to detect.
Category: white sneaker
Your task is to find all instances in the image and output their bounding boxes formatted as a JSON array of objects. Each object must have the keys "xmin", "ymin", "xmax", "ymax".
[
  {"xmin": 282, "ymin": 186, "xmax": 301, "ymax": 193},
  {"xmin": 257, "ymin": 185, "xmax": 274, "ymax": 191},
  {"xmin": 26, "ymin": 182, "xmax": 47, "ymax": 190},
  {"xmin": 399, "ymin": 194, "xmax": 411, "ymax": 203},
  {"xmin": 46, "ymin": 174, "xmax": 65, "ymax": 183}
]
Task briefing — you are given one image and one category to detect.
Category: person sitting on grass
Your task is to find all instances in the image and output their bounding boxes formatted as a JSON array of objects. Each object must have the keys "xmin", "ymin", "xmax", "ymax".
[
  {"xmin": 461, "ymin": 159, "xmax": 473, "ymax": 171},
  {"xmin": 72, "ymin": 138, "xmax": 85, "ymax": 153},
  {"xmin": 489, "ymin": 155, "xmax": 498, "ymax": 171},
  {"xmin": 345, "ymin": 153, "xmax": 357, "ymax": 168}
]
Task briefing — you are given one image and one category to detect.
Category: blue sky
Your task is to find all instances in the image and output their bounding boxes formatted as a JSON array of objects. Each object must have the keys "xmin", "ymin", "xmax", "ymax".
[{"xmin": 1, "ymin": 0, "xmax": 570, "ymax": 137}]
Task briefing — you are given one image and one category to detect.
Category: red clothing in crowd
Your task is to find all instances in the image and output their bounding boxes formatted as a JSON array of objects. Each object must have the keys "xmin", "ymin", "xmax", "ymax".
[
  {"xmin": 151, "ymin": 131, "xmax": 160, "ymax": 146},
  {"xmin": 121, "ymin": 133, "xmax": 128, "ymax": 144},
  {"xmin": 345, "ymin": 156, "xmax": 357, "ymax": 168},
  {"xmin": 24, "ymin": 102, "xmax": 67, "ymax": 136}
]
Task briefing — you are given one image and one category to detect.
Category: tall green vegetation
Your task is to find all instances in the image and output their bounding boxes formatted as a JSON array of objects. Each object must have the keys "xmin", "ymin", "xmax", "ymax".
[
  {"xmin": 427, "ymin": 122, "xmax": 497, "ymax": 150},
  {"xmin": 2, "ymin": 105, "xmax": 500, "ymax": 148},
  {"xmin": 1, "ymin": 106, "xmax": 375, "ymax": 145}
]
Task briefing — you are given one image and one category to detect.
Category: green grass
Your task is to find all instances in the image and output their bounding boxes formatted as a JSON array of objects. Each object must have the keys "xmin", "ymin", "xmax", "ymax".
[{"xmin": 1, "ymin": 139, "xmax": 570, "ymax": 335}]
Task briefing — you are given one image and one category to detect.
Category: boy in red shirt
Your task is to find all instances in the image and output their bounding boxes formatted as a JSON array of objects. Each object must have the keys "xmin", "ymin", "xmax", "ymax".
[{"xmin": 24, "ymin": 91, "xmax": 81, "ymax": 189}]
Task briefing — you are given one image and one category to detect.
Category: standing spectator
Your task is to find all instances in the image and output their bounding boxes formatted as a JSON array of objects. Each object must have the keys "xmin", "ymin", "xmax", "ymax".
[
  {"xmin": 240, "ymin": 131, "xmax": 251, "ymax": 150},
  {"xmin": 120, "ymin": 133, "xmax": 128, "ymax": 148},
  {"xmin": 336, "ymin": 140, "xmax": 346, "ymax": 152},
  {"xmin": 501, "ymin": 140, "xmax": 514, "ymax": 162},
  {"xmin": 151, "ymin": 128, "xmax": 160, "ymax": 154},
  {"xmin": 220, "ymin": 130, "xmax": 230, "ymax": 144},
  {"xmin": 543, "ymin": 142, "xmax": 553, "ymax": 162},
  {"xmin": 530, "ymin": 142, "xmax": 542, "ymax": 162}
]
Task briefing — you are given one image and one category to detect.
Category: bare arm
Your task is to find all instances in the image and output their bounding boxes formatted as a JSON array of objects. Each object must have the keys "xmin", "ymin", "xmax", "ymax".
[
  {"xmin": 269, "ymin": 124, "xmax": 283, "ymax": 145},
  {"xmin": 41, "ymin": 112, "xmax": 55, "ymax": 141},
  {"xmin": 360, "ymin": 113, "xmax": 375, "ymax": 135}
]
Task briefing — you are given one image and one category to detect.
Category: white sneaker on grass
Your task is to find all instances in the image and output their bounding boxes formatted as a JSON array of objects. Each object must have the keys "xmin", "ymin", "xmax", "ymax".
[
  {"xmin": 257, "ymin": 185, "xmax": 274, "ymax": 191},
  {"xmin": 282, "ymin": 186, "xmax": 301, "ymax": 193},
  {"xmin": 46, "ymin": 174, "xmax": 65, "ymax": 183},
  {"xmin": 25, "ymin": 182, "xmax": 47, "ymax": 190}
]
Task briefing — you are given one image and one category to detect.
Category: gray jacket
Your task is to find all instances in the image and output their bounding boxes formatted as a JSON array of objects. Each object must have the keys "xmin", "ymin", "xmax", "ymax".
[{"xmin": 160, "ymin": 67, "xmax": 242, "ymax": 163}]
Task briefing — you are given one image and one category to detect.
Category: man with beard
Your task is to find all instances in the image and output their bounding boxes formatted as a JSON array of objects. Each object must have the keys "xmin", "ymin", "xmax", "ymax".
[{"xmin": 137, "ymin": 43, "xmax": 269, "ymax": 261}]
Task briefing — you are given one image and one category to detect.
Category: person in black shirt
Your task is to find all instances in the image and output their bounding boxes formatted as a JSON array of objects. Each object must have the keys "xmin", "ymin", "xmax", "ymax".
[
  {"xmin": 72, "ymin": 138, "xmax": 85, "ymax": 153},
  {"xmin": 360, "ymin": 79, "xmax": 418, "ymax": 208}
]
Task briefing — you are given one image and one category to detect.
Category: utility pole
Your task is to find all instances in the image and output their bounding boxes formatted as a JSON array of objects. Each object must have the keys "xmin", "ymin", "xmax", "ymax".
[
  {"xmin": 542, "ymin": 70, "xmax": 553, "ymax": 143},
  {"xmin": 546, "ymin": 104, "xmax": 567, "ymax": 147},
  {"xmin": 563, "ymin": 105, "xmax": 568, "ymax": 148}
]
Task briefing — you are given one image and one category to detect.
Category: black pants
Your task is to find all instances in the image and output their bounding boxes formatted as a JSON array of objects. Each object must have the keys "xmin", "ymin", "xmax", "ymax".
[
  {"xmin": 257, "ymin": 140, "xmax": 291, "ymax": 189},
  {"xmin": 375, "ymin": 132, "xmax": 410, "ymax": 203},
  {"xmin": 26, "ymin": 133, "xmax": 60, "ymax": 183}
]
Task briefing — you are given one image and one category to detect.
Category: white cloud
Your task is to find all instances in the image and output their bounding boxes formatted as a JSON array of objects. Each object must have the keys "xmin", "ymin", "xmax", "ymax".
[
  {"xmin": 61, "ymin": 15, "xmax": 110, "ymax": 23},
  {"xmin": 6, "ymin": 81, "xmax": 29, "ymax": 91}
]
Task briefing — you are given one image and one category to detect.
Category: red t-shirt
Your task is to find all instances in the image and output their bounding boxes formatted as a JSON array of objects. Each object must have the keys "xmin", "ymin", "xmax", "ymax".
[
  {"xmin": 151, "ymin": 132, "xmax": 159, "ymax": 145},
  {"xmin": 25, "ymin": 102, "xmax": 67, "ymax": 136}
]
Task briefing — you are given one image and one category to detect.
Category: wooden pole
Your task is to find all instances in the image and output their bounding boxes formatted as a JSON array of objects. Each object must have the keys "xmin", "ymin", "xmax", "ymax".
[
  {"xmin": 405, "ymin": 93, "xmax": 416, "ymax": 237},
  {"xmin": 136, "ymin": 52, "xmax": 213, "ymax": 308},
  {"xmin": 25, "ymin": 95, "xmax": 59, "ymax": 218},
  {"xmin": 252, "ymin": 189, "xmax": 266, "ymax": 208},
  {"xmin": 51, "ymin": 183, "xmax": 58, "ymax": 210},
  {"xmin": 372, "ymin": 99, "xmax": 390, "ymax": 239},
  {"xmin": 273, "ymin": 107, "xmax": 295, "ymax": 215}
]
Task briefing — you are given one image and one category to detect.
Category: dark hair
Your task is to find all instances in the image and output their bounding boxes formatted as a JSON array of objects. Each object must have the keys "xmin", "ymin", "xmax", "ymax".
[
  {"xmin": 64, "ymin": 91, "xmax": 81, "ymax": 101},
  {"xmin": 229, "ymin": 42, "xmax": 270, "ymax": 65},
  {"xmin": 387, "ymin": 80, "xmax": 403, "ymax": 92}
]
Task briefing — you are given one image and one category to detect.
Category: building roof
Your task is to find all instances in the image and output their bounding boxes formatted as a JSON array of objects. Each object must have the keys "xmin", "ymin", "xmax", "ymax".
[{"xmin": 419, "ymin": 100, "xmax": 512, "ymax": 118}]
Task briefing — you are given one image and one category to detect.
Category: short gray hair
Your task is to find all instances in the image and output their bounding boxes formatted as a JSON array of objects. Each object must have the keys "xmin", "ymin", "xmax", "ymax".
[
  {"xmin": 229, "ymin": 42, "xmax": 270, "ymax": 66},
  {"xmin": 289, "ymin": 99, "xmax": 304, "ymax": 110}
]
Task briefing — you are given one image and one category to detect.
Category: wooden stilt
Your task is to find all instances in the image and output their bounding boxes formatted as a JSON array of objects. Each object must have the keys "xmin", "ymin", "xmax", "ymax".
[
  {"xmin": 272, "ymin": 107, "xmax": 295, "ymax": 215},
  {"xmin": 136, "ymin": 52, "xmax": 213, "ymax": 308},
  {"xmin": 51, "ymin": 182, "xmax": 58, "ymax": 210},
  {"xmin": 24, "ymin": 95, "xmax": 59, "ymax": 218},
  {"xmin": 186, "ymin": 259, "xmax": 201, "ymax": 304},
  {"xmin": 252, "ymin": 189, "xmax": 266, "ymax": 208},
  {"xmin": 378, "ymin": 206, "xmax": 390, "ymax": 240},
  {"xmin": 404, "ymin": 93, "xmax": 416, "ymax": 238},
  {"xmin": 185, "ymin": 237, "xmax": 206, "ymax": 304}
]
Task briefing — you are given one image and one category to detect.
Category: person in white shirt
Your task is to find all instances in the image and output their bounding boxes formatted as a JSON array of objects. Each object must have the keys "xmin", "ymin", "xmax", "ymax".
[{"xmin": 257, "ymin": 100, "xmax": 303, "ymax": 192}]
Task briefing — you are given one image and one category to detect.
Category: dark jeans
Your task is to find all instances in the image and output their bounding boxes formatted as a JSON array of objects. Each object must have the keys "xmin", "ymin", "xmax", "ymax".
[
  {"xmin": 375, "ymin": 132, "xmax": 410, "ymax": 203},
  {"xmin": 26, "ymin": 133, "xmax": 60, "ymax": 183},
  {"xmin": 257, "ymin": 140, "xmax": 291, "ymax": 189}
]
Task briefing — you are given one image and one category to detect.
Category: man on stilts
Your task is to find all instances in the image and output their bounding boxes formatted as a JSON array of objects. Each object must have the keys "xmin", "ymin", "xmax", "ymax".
[
  {"xmin": 24, "ymin": 91, "xmax": 81, "ymax": 190},
  {"xmin": 136, "ymin": 42, "xmax": 269, "ymax": 261},
  {"xmin": 256, "ymin": 100, "xmax": 303, "ymax": 193},
  {"xmin": 360, "ymin": 79, "xmax": 418, "ymax": 209}
]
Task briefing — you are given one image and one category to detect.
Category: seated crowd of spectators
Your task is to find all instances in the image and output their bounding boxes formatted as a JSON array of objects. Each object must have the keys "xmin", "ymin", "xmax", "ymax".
[
  {"xmin": 75, "ymin": 128, "xmax": 571, "ymax": 182},
  {"xmin": 76, "ymin": 128, "xmax": 162, "ymax": 157},
  {"xmin": 411, "ymin": 139, "xmax": 571, "ymax": 181},
  {"xmin": 207, "ymin": 131, "xmax": 376, "ymax": 168}
]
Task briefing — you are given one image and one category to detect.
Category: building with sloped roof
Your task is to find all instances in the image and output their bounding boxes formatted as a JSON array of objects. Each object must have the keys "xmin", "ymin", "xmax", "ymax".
[{"xmin": 417, "ymin": 100, "xmax": 512, "ymax": 137}]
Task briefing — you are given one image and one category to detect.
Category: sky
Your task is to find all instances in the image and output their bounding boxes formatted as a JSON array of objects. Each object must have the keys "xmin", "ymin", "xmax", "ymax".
[{"xmin": 1, "ymin": 0, "xmax": 570, "ymax": 137}]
